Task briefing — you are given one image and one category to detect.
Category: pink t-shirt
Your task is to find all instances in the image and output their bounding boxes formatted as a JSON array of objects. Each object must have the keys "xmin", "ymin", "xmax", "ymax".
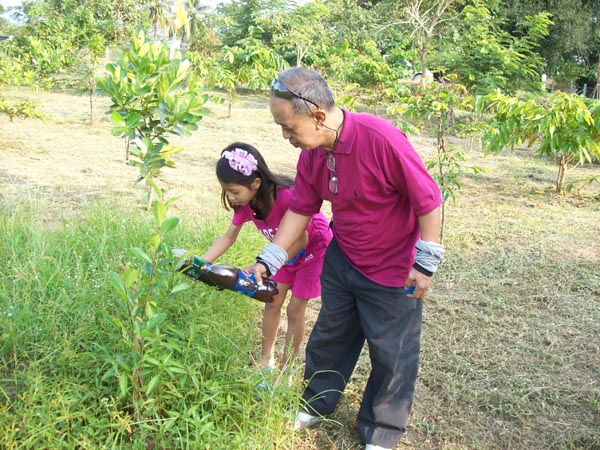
[
  {"xmin": 232, "ymin": 186, "xmax": 331, "ymax": 264},
  {"xmin": 290, "ymin": 110, "xmax": 442, "ymax": 287}
]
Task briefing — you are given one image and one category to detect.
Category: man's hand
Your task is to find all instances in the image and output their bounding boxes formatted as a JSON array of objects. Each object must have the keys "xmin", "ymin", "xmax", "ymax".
[
  {"xmin": 404, "ymin": 267, "xmax": 433, "ymax": 300},
  {"xmin": 249, "ymin": 211, "xmax": 312, "ymax": 285}
]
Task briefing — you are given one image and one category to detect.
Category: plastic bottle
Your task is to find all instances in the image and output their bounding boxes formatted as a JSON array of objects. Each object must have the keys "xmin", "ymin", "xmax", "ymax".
[{"xmin": 179, "ymin": 255, "xmax": 278, "ymax": 303}]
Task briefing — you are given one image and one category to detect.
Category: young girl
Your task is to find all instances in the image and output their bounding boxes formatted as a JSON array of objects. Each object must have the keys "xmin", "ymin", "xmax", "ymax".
[{"xmin": 200, "ymin": 142, "xmax": 332, "ymax": 370}]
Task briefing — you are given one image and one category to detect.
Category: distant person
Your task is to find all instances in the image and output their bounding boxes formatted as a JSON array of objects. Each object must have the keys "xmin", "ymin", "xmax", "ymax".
[
  {"xmin": 200, "ymin": 142, "xmax": 332, "ymax": 372},
  {"xmin": 248, "ymin": 68, "xmax": 444, "ymax": 450}
]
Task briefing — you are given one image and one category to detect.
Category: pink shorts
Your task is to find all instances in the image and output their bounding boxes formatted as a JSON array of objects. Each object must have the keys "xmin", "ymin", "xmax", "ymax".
[{"xmin": 272, "ymin": 251, "xmax": 325, "ymax": 299}]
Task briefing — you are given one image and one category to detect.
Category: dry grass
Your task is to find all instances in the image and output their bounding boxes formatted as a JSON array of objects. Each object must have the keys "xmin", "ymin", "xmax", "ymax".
[{"xmin": 1, "ymin": 87, "xmax": 599, "ymax": 449}]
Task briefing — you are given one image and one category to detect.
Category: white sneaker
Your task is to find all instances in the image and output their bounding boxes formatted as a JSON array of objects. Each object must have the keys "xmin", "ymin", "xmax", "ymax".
[
  {"xmin": 365, "ymin": 444, "xmax": 391, "ymax": 450},
  {"xmin": 294, "ymin": 411, "xmax": 321, "ymax": 431}
]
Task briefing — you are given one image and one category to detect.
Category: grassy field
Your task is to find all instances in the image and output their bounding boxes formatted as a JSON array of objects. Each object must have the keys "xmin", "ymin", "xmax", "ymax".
[{"xmin": 1, "ymin": 87, "xmax": 599, "ymax": 449}]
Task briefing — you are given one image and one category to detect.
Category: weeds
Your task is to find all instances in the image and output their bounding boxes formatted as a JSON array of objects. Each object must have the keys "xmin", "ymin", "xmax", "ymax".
[{"xmin": 0, "ymin": 199, "xmax": 300, "ymax": 449}]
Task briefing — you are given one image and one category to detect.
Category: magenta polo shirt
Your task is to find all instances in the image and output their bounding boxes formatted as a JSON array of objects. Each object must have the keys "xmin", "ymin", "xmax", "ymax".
[
  {"xmin": 232, "ymin": 187, "xmax": 331, "ymax": 264},
  {"xmin": 290, "ymin": 110, "xmax": 442, "ymax": 287}
]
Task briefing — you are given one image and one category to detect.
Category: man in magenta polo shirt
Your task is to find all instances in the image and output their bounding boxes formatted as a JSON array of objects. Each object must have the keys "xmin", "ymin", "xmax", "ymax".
[{"xmin": 249, "ymin": 67, "xmax": 444, "ymax": 450}]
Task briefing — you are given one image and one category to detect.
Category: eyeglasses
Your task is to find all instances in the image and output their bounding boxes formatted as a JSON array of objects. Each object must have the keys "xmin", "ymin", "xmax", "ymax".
[
  {"xmin": 270, "ymin": 79, "xmax": 321, "ymax": 112},
  {"xmin": 327, "ymin": 152, "xmax": 338, "ymax": 195}
]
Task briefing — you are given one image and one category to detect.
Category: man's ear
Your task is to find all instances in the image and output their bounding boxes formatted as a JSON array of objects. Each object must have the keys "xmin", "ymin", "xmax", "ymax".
[{"xmin": 313, "ymin": 109, "xmax": 327, "ymax": 125}]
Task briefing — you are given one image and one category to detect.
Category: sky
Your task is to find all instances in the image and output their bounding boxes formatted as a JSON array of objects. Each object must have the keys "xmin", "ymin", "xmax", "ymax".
[{"xmin": 0, "ymin": 0, "xmax": 21, "ymax": 7}]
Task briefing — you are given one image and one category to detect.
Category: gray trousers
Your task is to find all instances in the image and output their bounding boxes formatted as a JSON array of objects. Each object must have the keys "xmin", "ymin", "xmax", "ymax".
[{"xmin": 302, "ymin": 239, "xmax": 423, "ymax": 448}]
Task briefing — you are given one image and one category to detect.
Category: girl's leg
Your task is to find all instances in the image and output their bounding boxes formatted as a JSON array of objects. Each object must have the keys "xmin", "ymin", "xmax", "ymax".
[
  {"xmin": 283, "ymin": 295, "xmax": 309, "ymax": 365},
  {"xmin": 259, "ymin": 283, "xmax": 290, "ymax": 368}
]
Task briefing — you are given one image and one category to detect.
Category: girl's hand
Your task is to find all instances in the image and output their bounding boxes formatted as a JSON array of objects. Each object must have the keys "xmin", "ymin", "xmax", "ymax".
[{"xmin": 248, "ymin": 262, "xmax": 269, "ymax": 285}]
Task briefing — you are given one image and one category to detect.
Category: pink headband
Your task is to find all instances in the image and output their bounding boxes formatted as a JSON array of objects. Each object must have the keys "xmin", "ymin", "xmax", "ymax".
[{"xmin": 222, "ymin": 148, "xmax": 258, "ymax": 176}]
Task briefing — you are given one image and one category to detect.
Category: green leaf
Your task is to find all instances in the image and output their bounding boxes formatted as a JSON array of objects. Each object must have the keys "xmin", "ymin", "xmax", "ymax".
[
  {"xmin": 146, "ymin": 313, "xmax": 167, "ymax": 330},
  {"xmin": 101, "ymin": 367, "xmax": 116, "ymax": 382},
  {"xmin": 138, "ymin": 42, "xmax": 151, "ymax": 58},
  {"xmin": 125, "ymin": 111, "xmax": 142, "ymax": 127},
  {"xmin": 149, "ymin": 180, "xmax": 164, "ymax": 201},
  {"xmin": 119, "ymin": 374, "xmax": 129, "ymax": 398},
  {"xmin": 146, "ymin": 374, "xmax": 161, "ymax": 394},
  {"xmin": 175, "ymin": 59, "xmax": 191, "ymax": 83},
  {"xmin": 152, "ymin": 200, "xmax": 167, "ymax": 225},
  {"xmin": 131, "ymin": 247, "xmax": 152, "ymax": 263},
  {"xmin": 115, "ymin": 354, "xmax": 132, "ymax": 371},
  {"xmin": 110, "ymin": 316, "xmax": 123, "ymax": 330},
  {"xmin": 109, "ymin": 272, "xmax": 127, "ymax": 296},
  {"xmin": 161, "ymin": 216, "xmax": 180, "ymax": 235},
  {"xmin": 145, "ymin": 300, "xmax": 157, "ymax": 318},
  {"xmin": 145, "ymin": 357, "xmax": 161, "ymax": 366},
  {"xmin": 170, "ymin": 282, "xmax": 191, "ymax": 295},
  {"xmin": 109, "ymin": 111, "xmax": 125, "ymax": 125},
  {"xmin": 149, "ymin": 234, "xmax": 161, "ymax": 250},
  {"xmin": 122, "ymin": 267, "xmax": 138, "ymax": 289},
  {"xmin": 165, "ymin": 195, "xmax": 182, "ymax": 207}
]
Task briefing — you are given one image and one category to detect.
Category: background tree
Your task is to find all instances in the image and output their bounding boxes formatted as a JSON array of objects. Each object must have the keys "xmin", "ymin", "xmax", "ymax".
[
  {"xmin": 4, "ymin": 0, "xmax": 149, "ymax": 79},
  {"xmin": 396, "ymin": 0, "xmax": 458, "ymax": 79},
  {"xmin": 215, "ymin": 0, "xmax": 289, "ymax": 48},
  {"xmin": 476, "ymin": 90, "xmax": 600, "ymax": 194},
  {"xmin": 394, "ymin": 80, "xmax": 481, "ymax": 238},
  {"xmin": 107, "ymin": 0, "xmax": 151, "ymax": 43},
  {"xmin": 8, "ymin": 1, "xmax": 82, "ymax": 76},
  {"xmin": 319, "ymin": 0, "xmax": 382, "ymax": 54},
  {"xmin": 327, "ymin": 39, "xmax": 401, "ymax": 114},
  {"xmin": 497, "ymin": 0, "xmax": 600, "ymax": 93},
  {"xmin": 72, "ymin": 48, "xmax": 103, "ymax": 125},
  {"xmin": 190, "ymin": 29, "xmax": 287, "ymax": 117},
  {"xmin": 268, "ymin": 0, "xmax": 329, "ymax": 66},
  {"xmin": 181, "ymin": 0, "xmax": 218, "ymax": 52},
  {"xmin": 437, "ymin": 1, "xmax": 551, "ymax": 94},
  {"xmin": 148, "ymin": 0, "xmax": 174, "ymax": 39}
]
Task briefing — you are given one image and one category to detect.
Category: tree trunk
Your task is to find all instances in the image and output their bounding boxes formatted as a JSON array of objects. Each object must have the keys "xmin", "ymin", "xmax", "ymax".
[
  {"xmin": 125, "ymin": 137, "xmax": 130, "ymax": 161},
  {"xmin": 596, "ymin": 64, "xmax": 600, "ymax": 99},
  {"xmin": 418, "ymin": 43, "xmax": 428, "ymax": 83},
  {"xmin": 438, "ymin": 120, "xmax": 446, "ymax": 242},
  {"xmin": 88, "ymin": 88, "xmax": 94, "ymax": 126},
  {"xmin": 555, "ymin": 154, "xmax": 573, "ymax": 194},
  {"xmin": 296, "ymin": 43, "xmax": 303, "ymax": 67}
]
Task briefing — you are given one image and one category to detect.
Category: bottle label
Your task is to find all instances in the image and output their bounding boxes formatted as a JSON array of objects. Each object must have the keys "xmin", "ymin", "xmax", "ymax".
[
  {"xmin": 234, "ymin": 269, "xmax": 258, "ymax": 297},
  {"xmin": 182, "ymin": 256, "xmax": 218, "ymax": 287},
  {"xmin": 183, "ymin": 256, "xmax": 206, "ymax": 280}
]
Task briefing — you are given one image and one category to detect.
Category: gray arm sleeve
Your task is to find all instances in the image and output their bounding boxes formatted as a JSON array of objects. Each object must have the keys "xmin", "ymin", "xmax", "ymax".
[
  {"xmin": 414, "ymin": 239, "xmax": 445, "ymax": 273},
  {"xmin": 256, "ymin": 243, "xmax": 288, "ymax": 276}
]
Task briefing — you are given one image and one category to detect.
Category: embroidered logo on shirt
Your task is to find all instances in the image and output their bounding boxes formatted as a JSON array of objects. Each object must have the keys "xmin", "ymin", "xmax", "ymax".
[{"xmin": 261, "ymin": 228, "xmax": 277, "ymax": 241}]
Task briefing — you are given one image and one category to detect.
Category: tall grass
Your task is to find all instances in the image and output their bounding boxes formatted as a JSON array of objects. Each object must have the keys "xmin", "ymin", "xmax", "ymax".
[{"xmin": 0, "ymin": 198, "xmax": 299, "ymax": 449}]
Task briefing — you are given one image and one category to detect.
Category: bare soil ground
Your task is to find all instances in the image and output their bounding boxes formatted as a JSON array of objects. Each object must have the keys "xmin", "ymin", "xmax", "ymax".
[{"xmin": 1, "ymin": 87, "xmax": 599, "ymax": 450}]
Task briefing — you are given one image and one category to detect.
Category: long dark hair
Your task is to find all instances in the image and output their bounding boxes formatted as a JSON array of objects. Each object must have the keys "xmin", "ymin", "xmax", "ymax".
[{"xmin": 217, "ymin": 142, "xmax": 293, "ymax": 216}]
